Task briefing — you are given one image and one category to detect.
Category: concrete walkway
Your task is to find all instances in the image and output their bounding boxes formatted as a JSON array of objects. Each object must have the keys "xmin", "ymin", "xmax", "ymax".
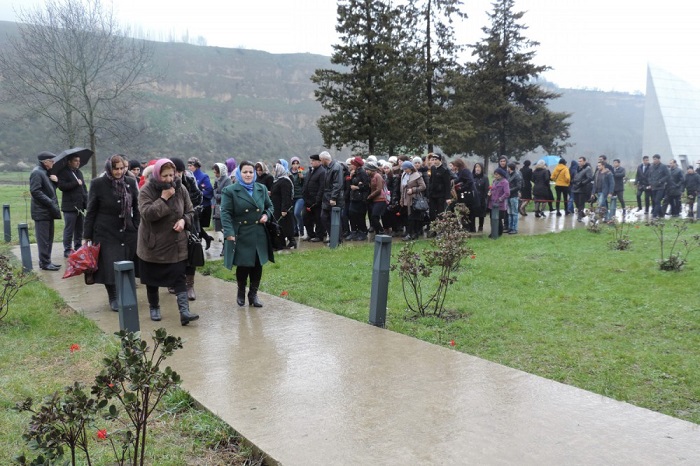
[{"xmin": 13, "ymin": 219, "xmax": 700, "ymax": 464}]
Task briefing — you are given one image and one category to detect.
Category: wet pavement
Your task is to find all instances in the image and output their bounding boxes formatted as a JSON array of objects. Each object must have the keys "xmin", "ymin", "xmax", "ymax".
[{"xmin": 13, "ymin": 211, "xmax": 700, "ymax": 464}]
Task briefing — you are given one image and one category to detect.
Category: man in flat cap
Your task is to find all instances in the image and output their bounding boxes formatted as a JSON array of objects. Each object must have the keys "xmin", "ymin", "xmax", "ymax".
[{"xmin": 30, "ymin": 152, "xmax": 62, "ymax": 270}]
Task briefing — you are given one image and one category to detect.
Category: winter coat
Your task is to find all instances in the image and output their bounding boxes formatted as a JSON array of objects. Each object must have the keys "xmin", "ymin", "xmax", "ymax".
[
  {"xmin": 30, "ymin": 163, "xmax": 61, "ymax": 221},
  {"xmin": 428, "ymin": 164, "xmax": 452, "ymax": 200},
  {"xmin": 348, "ymin": 167, "xmax": 370, "ymax": 203},
  {"xmin": 367, "ymin": 171, "xmax": 386, "ymax": 203},
  {"xmin": 137, "ymin": 179, "xmax": 194, "ymax": 264},
  {"xmin": 400, "ymin": 171, "xmax": 426, "ymax": 214},
  {"xmin": 532, "ymin": 167, "xmax": 552, "ymax": 200},
  {"xmin": 271, "ymin": 176, "xmax": 294, "ymax": 218},
  {"xmin": 302, "ymin": 164, "xmax": 326, "ymax": 208},
  {"xmin": 220, "ymin": 182, "xmax": 275, "ymax": 267},
  {"xmin": 666, "ymin": 167, "xmax": 684, "ymax": 196},
  {"xmin": 257, "ymin": 173, "xmax": 274, "ymax": 191},
  {"xmin": 192, "ymin": 168, "xmax": 214, "ymax": 207},
  {"xmin": 597, "ymin": 171, "xmax": 614, "ymax": 197},
  {"xmin": 508, "ymin": 170, "xmax": 523, "ymax": 198},
  {"xmin": 612, "ymin": 166, "xmax": 626, "ymax": 192},
  {"xmin": 182, "ymin": 171, "xmax": 202, "ymax": 207},
  {"xmin": 472, "ymin": 173, "xmax": 490, "ymax": 216},
  {"xmin": 290, "ymin": 170, "xmax": 304, "ymax": 200},
  {"xmin": 571, "ymin": 164, "xmax": 593, "ymax": 194},
  {"xmin": 635, "ymin": 163, "xmax": 650, "ymax": 187},
  {"xmin": 685, "ymin": 172, "xmax": 700, "ymax": 196},
  {"xmin": 488, "ymin": 178, "xmax": 510, "ymax": 211},
  {"xmin": 647, "ymin": 163, "xmax": 669, "ymax": 190},
  {"xmin": 213, "ymin": 175, "xmax": 232, "ymax": 219},
  {"xmin": 519, "ymin": 166, "xmax": 533, "ymax": 199},
  {"xmin": 57, "ymin": 166, "xmax": 88, "ymax": 213},
  {"xmin": 322, "ymin": 160, "xmax": 346, "ymax": 209},
  {"xmin": 550, "ymin": 164, "xmax": 571, "ymax": 187},
  {"xmin": 83, "ymin": 175, "xmax": 140, "ymax": 285}
]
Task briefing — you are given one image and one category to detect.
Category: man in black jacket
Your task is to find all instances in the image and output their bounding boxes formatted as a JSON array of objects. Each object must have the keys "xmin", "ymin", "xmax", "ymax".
[
  {"xmin": 634, "ymin": 155, "xmax": 651, "ymax": 213},
  {"xmin": 302, "ymin": 154, "xmax": 326, "ymax": 242},
  {"xmin": 647, "ymin": 154, "xmax": 669, "ymax": 219},
  {"xmin": 427, "ymin": 153, "xmax": 451, "ymax": 236},
  {"xmin": 663, "ymin": 159, "xmax": 685, "ymax": 217},
  {"xmin": 30, "ymin": 152, "xmax": 62, "ymax": 270},
  {"xmin": 320, "ymin": 151, "xmax": 345, "ymax": 243},
  {"xmin": 57, "ymin": 154, "xmax": 88, "ymax": 257}
]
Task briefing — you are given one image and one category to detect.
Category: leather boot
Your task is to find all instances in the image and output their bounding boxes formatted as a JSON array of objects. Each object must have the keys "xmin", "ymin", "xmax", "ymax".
[
  {"xmin": 105, "ymin": 284, "xmax": 118, "ymax": 312},
  {"xmin": 237, "ymin": 280, "xmax": 246, "ymax": 306},
  {"xmin": 176, "ymin": 292, "xmax": 199, "ymax": 326},
  {"xmin": 147, "ymin": 287, "xmax": 160, "ymax": 321},
  {"xmin": 149, "ymin": 307, "xmax": 161, "ymax": 321},
  {"xmin": 186, "ymin": 274, "xmax": 196, "ymax": 301},
  {"xmin": 248, "ymin": 282, "xmax": 263, "ymax": 308}
]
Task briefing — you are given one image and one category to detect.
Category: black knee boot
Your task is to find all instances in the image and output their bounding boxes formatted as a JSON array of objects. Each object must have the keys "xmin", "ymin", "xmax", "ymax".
[
  {"xmin": 105, "ymin": 284, "xmax": 118, "ymax": 312},
  {"xmin": 248, "ymin": 282, "xmax": 263, "ymax": 308},
  {"xmin": 177, "ymin": 292, "xmax": 199, "ymax": 326},
  {"xmin": 237, "ymin": 279, "xmax": 246, "ymax": 306},
  {"xmin": 147, "ymin": 286, "xmax": 161, "ymax": 321}
]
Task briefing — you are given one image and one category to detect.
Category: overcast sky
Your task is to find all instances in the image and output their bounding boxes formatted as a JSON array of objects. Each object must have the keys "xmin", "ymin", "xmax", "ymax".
[{"xmin": 1, "ymin": 0, "xmax": 699, "ymax": 93}]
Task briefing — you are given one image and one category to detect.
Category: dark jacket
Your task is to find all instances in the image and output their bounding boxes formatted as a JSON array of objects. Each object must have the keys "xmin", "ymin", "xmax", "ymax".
[
  {"xmin": 192, "ymin": 168, "xmax": 214, "ymax": 207},
  {"xmin": 531, "ymin": 167, "xmax": 551, "ymax": 200},
  {"xmin": 635, "ymin": 162, "xmax": 651, "ymax": 188},
  {"xmin": 182, "ymin": 171, "xmax": 203, "ymax": 207},
  {"xmin": 270, "ymin": 176, "xmax": 294, "ymax": 218},
  {"xmin": 348, "ymin": 167, "xmax": 370, "ymax": 203},
  {"xmin": 137, "ymin": 179, "xmax": 194, "ymax": 264},
  {"xmin": 290, "ymin": 171, "xmax": 304, "ymax": 200},
  {"xmin": 472, "ymin": 172, "xmax": 490, "ymax": 216},
  {"xmin": 302, "ymin": 164, "xmax": 326, "ymax": 208},
  {"xmin": 257, "ymin": 172, "xmax": 274, "ymax": 192},
  {"xmin": 647, "ymin": 162, "xmax": 669, "ymax": 191},
  {"xmin": 57, "ymin": 166, "xmax": 88, "ymax": 213},
  {"xmin": 665, "ymin": 167, "xmax": 684, "ymax": 196},
  {"xmin": 571, "ymin": 164, "xmax": 593, "ymax": 194},
  {"xmin": 322, "ymin": 160, "xmax": 345, "ymax": 209},
  {"xmin": 612, "ymin": 166, "xmax": 626, "ymax": 192},
  {"xmin": 428, "ymin": 164, "xmax": 452, "ymax": 200},
  {"xmin": 30, "ymin": 163, "xmax": 61, "ymax": 221},
  {"xmin": 220, "ymin": 182, "xmax": 275, "ymax": 267},
  {"xmin": 685, "ymin": 172, "xmax": 700, "ymax": 196},
  {"xmin": 508, "ymin": 170, "xmax": 523, "ymax": 198},
  {"xmin": 520, "ymin": 166, "xmax": 533, "ymax": 199},
  {"xmin": 83, "ymin": 175, "xmax": 140, "ymax": 285},
  {"xmin": 596, "ymin": 170, "xmax": 614, "ymax": 197}
]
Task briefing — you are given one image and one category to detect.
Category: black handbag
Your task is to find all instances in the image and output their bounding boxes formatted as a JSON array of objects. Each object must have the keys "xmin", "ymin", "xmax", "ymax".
[
  {"xmin": 266, "ymin": 218, "xmax": 285, "ymax": 250},
  {"xmin": 187, "ymin": 231, "xmax": 205, "ymax": 267},
  {"xmin": 412, "ymin": 194, "xmax": 429, "ymax": 212}
]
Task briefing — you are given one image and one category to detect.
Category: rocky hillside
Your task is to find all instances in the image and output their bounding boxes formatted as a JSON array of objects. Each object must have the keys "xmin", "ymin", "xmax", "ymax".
[{"xmin": 0, "ymin": 20, "xmax": 644, "ymax": 171}]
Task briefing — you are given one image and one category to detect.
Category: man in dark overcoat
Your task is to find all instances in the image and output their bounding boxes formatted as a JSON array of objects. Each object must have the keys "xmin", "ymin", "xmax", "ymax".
[{"xmin": 30, "ymin": 152, "xmax": 62, "ymax": 270}]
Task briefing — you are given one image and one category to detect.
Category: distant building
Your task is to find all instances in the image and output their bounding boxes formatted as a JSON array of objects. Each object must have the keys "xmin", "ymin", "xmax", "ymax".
[{"xmin": 643, "ymin": 65, "xmax": 700, "ymax": 168}]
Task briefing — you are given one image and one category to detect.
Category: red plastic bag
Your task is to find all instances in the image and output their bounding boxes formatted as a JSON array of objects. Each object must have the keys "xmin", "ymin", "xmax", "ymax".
[{"xmin": 62, "ymin": 242, "xmax": 100, "ymax": 279}]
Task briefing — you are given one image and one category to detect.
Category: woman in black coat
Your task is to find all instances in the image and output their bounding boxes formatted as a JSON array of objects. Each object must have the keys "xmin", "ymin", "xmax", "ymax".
[
  {"xmin": 269, "ymin": 162, "xmax": 296, "ymax": 249},
  {"xmin": 255, "ymin": 161, "xmax": 274, "ymax": 191},
  {"xmin": 519, "ymin": 160, "xmax": 533, "ymax": 215},
  {"xmin": 471, "ymin": 162, "xmax": 489, "ymax": 232},
  {"xmin": 531, "ymin": 160, "xmax": 552, "ymax": 217},
  {"xmin": 83, "ymin": 155, "xmax": 140, "ymax": 311}
]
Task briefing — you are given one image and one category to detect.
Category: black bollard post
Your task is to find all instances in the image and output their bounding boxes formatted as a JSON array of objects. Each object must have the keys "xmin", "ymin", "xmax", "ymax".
[
  {"xmin": 329, "ymin": 206, "xmax": 341, "ymax": 249},
  {"xmin": 3, "ymin": 205, "xmax": 10, "ymax": 242},
  {"xmin": 18, "ymin": 223, "xmax": 32, "ymax": 273},
  {"xmin": 114, "ymin": 261, "xmax": 140, "ymax": 333},
  {"xmin": 369, "ymin": 235, "xmax": 392, "ymax": 328}
]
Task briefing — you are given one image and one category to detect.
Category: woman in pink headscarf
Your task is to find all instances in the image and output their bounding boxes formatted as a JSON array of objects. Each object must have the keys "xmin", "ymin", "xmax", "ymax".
[{"xmin": 137, "ymin": 158, "xmax": 199, "ymax": 326}]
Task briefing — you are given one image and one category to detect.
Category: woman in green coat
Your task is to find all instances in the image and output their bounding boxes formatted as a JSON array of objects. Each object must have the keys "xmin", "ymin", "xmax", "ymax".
[{"xmin": 221, "ymin": 160, "xmax": 275, "ymax": 307}]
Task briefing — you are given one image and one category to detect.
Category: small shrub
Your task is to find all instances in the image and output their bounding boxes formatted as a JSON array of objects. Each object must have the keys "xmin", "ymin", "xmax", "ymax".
[
  {"xmin": 392, "ymin": 205, "xmax": 473, "ymax": 318},
  {"xmin": 607, "ymin": 217, "xmax": 633, "ymax": 250},
  {"xmin": 0, "ymin": 253, "xmax": 37, "ymax": 322},
  {"xmin": 646, "ymin": 220, "xmax": 700, "ymax": 271}
]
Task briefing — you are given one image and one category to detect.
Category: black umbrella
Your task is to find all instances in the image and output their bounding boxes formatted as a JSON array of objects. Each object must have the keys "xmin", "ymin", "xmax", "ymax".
[{"xmin": 50, "ymin": 147, "xmax": 93, "ymax": 175}]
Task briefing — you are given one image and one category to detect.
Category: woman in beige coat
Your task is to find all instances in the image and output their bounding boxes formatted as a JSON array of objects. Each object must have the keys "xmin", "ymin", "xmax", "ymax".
[
  {"xmin": 137, "ymin": 158, "xmax": 199, "ymax": 325},
  {"xmin": 399, "ymin": 161, "xmax": 427, "ymax": 240}
]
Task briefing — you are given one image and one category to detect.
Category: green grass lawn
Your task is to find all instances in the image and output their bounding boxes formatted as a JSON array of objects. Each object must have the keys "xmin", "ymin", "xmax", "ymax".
[
  {"xmin": 201, "ymin": 222, "xmax": 700, "ymax": 424},
  {"xmin": 0, "ymin": 247, "xmax": 263, "ymax": 465}
]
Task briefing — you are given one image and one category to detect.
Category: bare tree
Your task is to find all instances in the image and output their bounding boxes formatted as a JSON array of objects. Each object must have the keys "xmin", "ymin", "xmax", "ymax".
[{"xmin": 0, "ymin": 0, "xmax": 157, "ymax": 177}]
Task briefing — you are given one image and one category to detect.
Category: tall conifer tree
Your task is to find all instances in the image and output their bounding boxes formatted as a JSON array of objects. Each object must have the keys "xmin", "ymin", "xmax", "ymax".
[{"xmin": 453, "ymin": 0, "xmax": 570, "ymax": 171}]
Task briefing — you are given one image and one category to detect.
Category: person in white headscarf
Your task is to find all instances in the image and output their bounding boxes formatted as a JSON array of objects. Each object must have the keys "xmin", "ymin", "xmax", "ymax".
[
  {"xmin": 212, "ymin": 162, "xmax": 232, "ymax": 247},
  {"xmin": 270, "ymin": 162, "xmax": 296, "ymax": 249}
]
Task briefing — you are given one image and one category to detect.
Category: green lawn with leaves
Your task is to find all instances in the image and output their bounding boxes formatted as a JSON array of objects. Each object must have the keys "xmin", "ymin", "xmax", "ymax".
[
  {"xmin": 0, "ymin": 246, "xmax": 263, "ymax": 465},
  {"xmin": 201, "ymin": 221, "xmax": 700, "ymax": 424}
]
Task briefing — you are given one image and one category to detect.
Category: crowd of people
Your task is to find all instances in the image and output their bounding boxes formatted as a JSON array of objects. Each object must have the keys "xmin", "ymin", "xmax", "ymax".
[{"xmin": 29, "ymin": 149, "xmax": 700, "ymax": 323}]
